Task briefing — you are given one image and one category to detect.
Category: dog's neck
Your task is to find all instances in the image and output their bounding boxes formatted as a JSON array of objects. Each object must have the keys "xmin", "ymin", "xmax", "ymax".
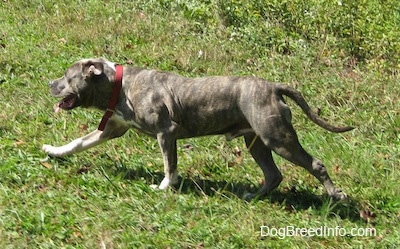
[{"xmin": 97, "ymin": 64, "xmax": 123, "ymax": 131}]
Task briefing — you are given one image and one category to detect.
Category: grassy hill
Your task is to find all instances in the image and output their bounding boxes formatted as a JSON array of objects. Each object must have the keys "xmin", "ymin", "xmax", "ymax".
[{"xmin": 0, "ymin": 0, "xmax": 399, "ymax": 248}]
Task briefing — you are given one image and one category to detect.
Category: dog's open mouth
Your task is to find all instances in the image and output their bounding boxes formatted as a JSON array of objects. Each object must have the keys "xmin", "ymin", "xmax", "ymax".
[{"xmin": 54, "ymin": 94, "xmax": 79, "ymax": 113}]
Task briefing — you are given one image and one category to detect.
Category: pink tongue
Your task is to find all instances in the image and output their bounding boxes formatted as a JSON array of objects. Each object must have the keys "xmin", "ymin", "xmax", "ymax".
[{"xmin": 54, "ymin": 103, "xmax": 61, "ymax": 113}]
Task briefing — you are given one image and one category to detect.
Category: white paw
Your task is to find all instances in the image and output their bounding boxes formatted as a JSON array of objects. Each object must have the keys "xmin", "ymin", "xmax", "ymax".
[
  {"xmin": 157, "ymin": 173, "xmax": 179, "ymax": 190},
  {"xmin": 158, "ymin": 177, "xmax": 171, "ymax": 190},
  {"xmin": 42, "ymin": 144, "xmax": 66, "ymax": 157},
  {"xmin": 150, "ymin": 184, "xmax": 159, "ymax": 190}
]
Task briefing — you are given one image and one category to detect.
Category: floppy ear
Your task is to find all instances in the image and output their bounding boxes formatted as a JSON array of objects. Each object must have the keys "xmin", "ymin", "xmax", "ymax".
[{"xmin": 82, "ymin": 60, "xmax": 104, "ymax": 78}]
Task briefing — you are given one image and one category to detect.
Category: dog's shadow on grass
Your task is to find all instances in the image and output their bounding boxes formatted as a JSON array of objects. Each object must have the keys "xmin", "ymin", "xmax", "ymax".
[
  {"xmin": 177, "ymin": 176, "xmax": 362, "ymax": 223},
  {"xmin": 114, "ymin": 165, "xmax": 362, "ymax": 223}
]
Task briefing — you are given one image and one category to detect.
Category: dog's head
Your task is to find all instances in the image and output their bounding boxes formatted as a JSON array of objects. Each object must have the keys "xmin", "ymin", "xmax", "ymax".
[{"xmin": 49, "ymin": 58, "xmax": 116, "ymax": 112}]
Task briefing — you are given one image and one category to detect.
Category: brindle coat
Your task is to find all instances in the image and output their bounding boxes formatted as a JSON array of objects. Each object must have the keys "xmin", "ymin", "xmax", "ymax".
[{"xmin": 43, "ymin": 58, "xmax": 353, "ymax": 200}]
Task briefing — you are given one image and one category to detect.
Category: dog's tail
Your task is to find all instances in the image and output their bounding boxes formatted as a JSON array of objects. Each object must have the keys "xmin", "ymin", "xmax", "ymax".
[{"xmin": 276, "ymin": 84, "xmax": 354, "ymax": 133}]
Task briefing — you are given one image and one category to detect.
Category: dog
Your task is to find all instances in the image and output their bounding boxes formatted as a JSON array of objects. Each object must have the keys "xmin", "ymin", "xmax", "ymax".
[{"xmin": 42, "ymin": 58, "xmax": 353, "ymax": 200}]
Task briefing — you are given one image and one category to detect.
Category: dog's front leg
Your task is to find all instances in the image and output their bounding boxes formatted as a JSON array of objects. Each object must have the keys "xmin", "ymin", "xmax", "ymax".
[
  {"xmin": 157, "ymin": 133, "xmax": 179, "ymax": 190},
  {"xmin": 42, "ymin": 130, "xmax": 109, "ymax": 157},
  {"xmin": 42, "ymin": 118, "xmax": 129, "ymax": 157}
]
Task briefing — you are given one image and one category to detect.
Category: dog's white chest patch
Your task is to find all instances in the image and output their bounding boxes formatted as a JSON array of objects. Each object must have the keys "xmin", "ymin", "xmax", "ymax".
[{"xmin": 113, "ymin": 111, "xmax": 142, "ymax": 129}]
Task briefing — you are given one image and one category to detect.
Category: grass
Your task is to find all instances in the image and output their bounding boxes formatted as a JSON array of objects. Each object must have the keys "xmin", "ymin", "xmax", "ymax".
[{"xmin": 1, "ymin": 0, "xmax": 399, "ymax": 248}]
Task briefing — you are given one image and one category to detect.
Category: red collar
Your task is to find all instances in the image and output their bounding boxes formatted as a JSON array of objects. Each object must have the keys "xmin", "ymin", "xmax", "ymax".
[{"xmin": 98, "ymin": 64, "xmax": 123, "ymax": 131}]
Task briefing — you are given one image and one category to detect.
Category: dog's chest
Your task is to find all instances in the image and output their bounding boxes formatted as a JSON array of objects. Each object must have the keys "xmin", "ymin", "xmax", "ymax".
[{"xmin": 113, "ymin": 111, "xmax": 142, "ymax": 129}]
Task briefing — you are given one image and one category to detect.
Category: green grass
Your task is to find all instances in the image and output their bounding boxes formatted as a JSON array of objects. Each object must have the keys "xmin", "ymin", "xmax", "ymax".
[{"xmin": 1, "ymin": 0, "xmax": 399, "ymax": 248}]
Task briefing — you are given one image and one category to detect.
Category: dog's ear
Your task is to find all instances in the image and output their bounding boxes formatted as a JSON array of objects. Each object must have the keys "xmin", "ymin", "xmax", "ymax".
[{"xmin": 82, "ymin": 60, "xmax": 104, "ymax": 78}]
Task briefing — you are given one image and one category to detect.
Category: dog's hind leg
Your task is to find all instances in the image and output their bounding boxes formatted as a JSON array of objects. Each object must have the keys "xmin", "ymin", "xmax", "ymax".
[
  {"xmin": 267, "ymin": 133, "xmax": 347, "ymax": 201},
  {"xmin": 243, "ymin": 133, "xmax": 283, "ymax": 200},
  {"xmin": 156, "ymin": 132, "xmax": 179, "ymax": 190}
]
